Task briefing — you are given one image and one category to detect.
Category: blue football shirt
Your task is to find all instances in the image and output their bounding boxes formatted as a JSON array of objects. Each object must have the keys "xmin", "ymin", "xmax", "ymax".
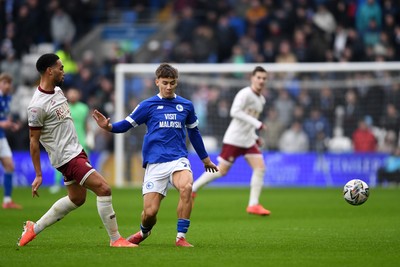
[
  {"xmin": 0, "ymin": 92, "xmax": 11, "ymax": 138},
  {"xmin": 126, "ymin": 94, "xmax": 199, "ymax": 167}
]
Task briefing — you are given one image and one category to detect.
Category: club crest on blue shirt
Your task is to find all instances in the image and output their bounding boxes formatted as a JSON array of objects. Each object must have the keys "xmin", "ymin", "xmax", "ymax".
[{"xmin": 176, "ymin": 104, "xmax": 183, "ymax": 112}]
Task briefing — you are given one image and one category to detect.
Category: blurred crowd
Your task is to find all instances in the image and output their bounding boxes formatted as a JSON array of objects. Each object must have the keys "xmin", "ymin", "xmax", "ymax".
[{"xmin": 1, "ymin": 0, "xmax": 400, "ymax": 157}]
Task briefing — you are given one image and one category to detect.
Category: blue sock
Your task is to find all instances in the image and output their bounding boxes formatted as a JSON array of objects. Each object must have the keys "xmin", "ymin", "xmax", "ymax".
[
  {"xmin": 177, "ymin": 219, "xmax": 190, "ymax": 233},
  {"xmin": 4, "ymin": 172, "xmax": 13, "ymax": 197},
  {"xmin": 140, "ymin": 224, "xmax": 152, "ymax": 235}
]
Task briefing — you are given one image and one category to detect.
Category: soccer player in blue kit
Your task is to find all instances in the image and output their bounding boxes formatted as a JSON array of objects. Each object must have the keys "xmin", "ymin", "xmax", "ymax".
[
  {"xmin": 0, "ymin": 73, "xmax": 22, "ymax": 209},
  {"xmin": 93, "ymin": 63, "xmax": 218, "ymax": 247}
]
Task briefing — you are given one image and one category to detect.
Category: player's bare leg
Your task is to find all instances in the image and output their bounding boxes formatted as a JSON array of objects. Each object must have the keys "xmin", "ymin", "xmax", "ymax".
[
  {"xmin": 173, "ymin": 170, "xmax": 194, "ymax": 247},
  {"xmin": 128, "ymin": 192, "xmax": 162, "ymax": 244}
]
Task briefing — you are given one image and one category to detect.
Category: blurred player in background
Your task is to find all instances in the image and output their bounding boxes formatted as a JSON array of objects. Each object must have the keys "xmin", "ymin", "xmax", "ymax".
[
  {"xmin": 18, "ymin": 53, "xmax": 135, "ymax": 248},
  {"xmin": 192, "ymin": 66, "xmax": 271, "ymax": 216},
  {"xmin": 50, "ymin": 87, "xmax": 90, "ymax": 194},
  {"xmin": 93, "ymin": 63, "xmax": 218, "ymax": 247},
  {"xmin": 0, "ymin": 73, "xmax": 22, "ymax": 209}
]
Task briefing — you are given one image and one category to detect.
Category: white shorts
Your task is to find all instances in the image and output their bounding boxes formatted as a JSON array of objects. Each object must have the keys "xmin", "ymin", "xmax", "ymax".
[
  {"xmin": 0, "ymin": 138, "xmax": 12, "ymax": 158},
  {"xmin": 143, "ymin": 157, "xmax": 192, "ymax": 196}
]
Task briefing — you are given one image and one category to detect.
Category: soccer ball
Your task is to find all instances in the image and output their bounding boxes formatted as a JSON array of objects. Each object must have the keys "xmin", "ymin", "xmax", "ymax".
[{"xmin": 343, "ymin": 179, "xmax": 369, "ymax": 206}]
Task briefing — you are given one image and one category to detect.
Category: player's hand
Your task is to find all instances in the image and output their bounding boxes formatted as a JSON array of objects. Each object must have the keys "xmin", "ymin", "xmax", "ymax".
[
  {"xmin": 31, "ymin": 175, "xmax": 43, "ymax": 197},
  {"xmin": 10, "ymin": 121, "xmax": 21, "ymax": 132},
  {"xmin": 202, "ymin": 157, "xmax": 219, "ymax": 173},
  {"xmin": 256, "ymin": 137, "xmax": 264, "ymax": 148},
  {"xmin": 258, "ymin": 123, "xmax": 266, "ymax": 131},
  {"xmin": 92, "ymin": 109, "xmax": 111, "ymax": 130}
]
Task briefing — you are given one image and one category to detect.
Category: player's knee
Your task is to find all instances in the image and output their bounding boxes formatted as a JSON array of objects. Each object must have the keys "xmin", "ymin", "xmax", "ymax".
[
  {"xmin": 179, "ymin": 182, "xmax": 193, "ymax": 196},
  {"xmin": 219, "ymin": 168, "xmax": 228, "ymax": 176},
  {"xmin": 70, "ymin": 195, "xmax": 86, "ymax": 206},
  {"xmin": 94, "ymin": 182, "xmax": 112, "ymax": 196},
  {"xmin": 3, "ymin": 163, "xmax": 14, "ymax": 172}
]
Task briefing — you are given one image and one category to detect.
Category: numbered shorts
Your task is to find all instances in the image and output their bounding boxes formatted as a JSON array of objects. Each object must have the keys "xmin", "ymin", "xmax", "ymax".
[
  {"xmin": 57, "ymin": 150, "xmax": 95, "ymax": 186},
  {"xmin": 143, "ymin": 157, "xmax": 192, "ymax": 196}
]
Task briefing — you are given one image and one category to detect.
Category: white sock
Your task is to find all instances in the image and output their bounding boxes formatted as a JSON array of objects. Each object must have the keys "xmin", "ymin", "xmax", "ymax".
[
  {"xmin": 177, "ymin": 232, "xmax": 186, "ymax": 240},
  {"xmin": 35, "ymin": 196, "xmax": 78, "ymax": 234},
  {"xmin": 192, "ymin": 171, "xmax": 222, "ymax": 192},
  {"xmin": 248, "ymin": 169, "xmax": 265, "ymax": 206},
  {"xmin": 3, "ymin": 196, "xmax": 11, "ymax": 203},
  {"xmin": 97, "ymin": 196, "xmax": 120, "ymax": 242}
]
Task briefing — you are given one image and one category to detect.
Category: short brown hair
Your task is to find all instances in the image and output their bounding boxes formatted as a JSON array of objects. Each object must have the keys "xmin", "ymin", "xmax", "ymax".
[
  {"xmin": 0, "ymin": 73, "xmax": 13, "ymax": 83},
  {"xmin": 155, "ymin": 63, "xmax": 178, "ymax": 79},
  {"xmin": 252, "ymin": 66, "xmax": 267, "ymax": 76}
]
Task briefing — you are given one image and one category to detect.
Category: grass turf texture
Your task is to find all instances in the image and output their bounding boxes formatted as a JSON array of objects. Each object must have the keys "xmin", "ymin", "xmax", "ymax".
[{"xmin": 1, "ymin": 187, "xmax": 399, "ymax": 267}]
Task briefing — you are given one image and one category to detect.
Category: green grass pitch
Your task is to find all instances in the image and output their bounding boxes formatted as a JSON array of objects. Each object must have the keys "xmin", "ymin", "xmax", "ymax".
[{"xmin": 1, "ymin": 187, "xmax": 399, "ymax": 267}]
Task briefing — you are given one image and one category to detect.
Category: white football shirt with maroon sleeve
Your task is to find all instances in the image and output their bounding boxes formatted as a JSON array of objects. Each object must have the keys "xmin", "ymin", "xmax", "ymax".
[
  {"xmin": 27, "ymin": 87, "xmax": 82, "ymax": 168},
  {"xmin": 222, "ymin": 87, "xmax": 265, "ymax": 148}
]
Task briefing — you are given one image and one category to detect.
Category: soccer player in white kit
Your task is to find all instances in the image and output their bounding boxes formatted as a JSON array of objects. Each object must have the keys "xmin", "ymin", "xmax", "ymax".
[
  {"xmin": 18, "ymin": 53, "xmax": 135, "ymax": 248},
  {"xmin": 192, "ymin": 66, "xmax": 271, "ymax": 216},
  {"xmin": 93, "ymin": 63, "xmax": 218, "ymax": 247}
]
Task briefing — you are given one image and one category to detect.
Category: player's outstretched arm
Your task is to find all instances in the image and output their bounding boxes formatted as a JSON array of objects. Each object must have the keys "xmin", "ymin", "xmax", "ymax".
[{"xmin": 92, "ymin": 109, "xmax": 112, "ymax": 131}]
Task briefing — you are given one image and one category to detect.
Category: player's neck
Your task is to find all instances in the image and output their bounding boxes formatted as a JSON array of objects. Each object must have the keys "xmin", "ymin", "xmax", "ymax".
[
  {"xmin": 39, "ymin": 80, "xmax": 56, "ymax": 92},
  {"xmin": 251, "ymin": 87, "xmax": 261, "ymax": 96}
]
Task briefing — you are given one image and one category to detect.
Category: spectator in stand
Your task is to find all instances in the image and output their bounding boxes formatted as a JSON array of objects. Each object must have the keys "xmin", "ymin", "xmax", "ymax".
[
  {"xmin": 50, "ymin": 2, "xmax": 76, "ymax": 49},
  {"xmin": 363, "ymin": 18, "xmax": 381, "ymax": 47},
  {"xmin": 328, "ymin": 127, "xmax": 353, "ymax": 153},
  {"xmin": 356, "ymin": 0, "xmax": 382, "ymax": 34},
  {"xmin": 292, "ymin": 104, "xmax": 306, "ymax": 123},
  {"xmin": 216, "ymin": 14, "xmax": 238, "ymax": 63},
  {"xmin": 352, "ymin": 118, "xmax": 377, "ymax": 152},
  {"xmin": 318, "ymin": 86, "xmax": 336, "ymax": 126},
  {"xmin": 274, "ymin": 88, "xmax": 295, "ymax": 128},
  {"xmin": 56, "ymin": 42, "xmax": 78, "ymax": 88},
  {"xmin": 345, "ymin": 28, "xmax": 366, "ymax": 62},
  {"xmin": 377, "ymin": 146, "xmax": 400, "ymax": 186},
  {"xmin": 279, "ymin": 120, "xmax": 309, "ymax": 153},
  {"xmin": 296, "ymin": 89, "xmax": 313, "ymax": 115},
  {"xmin": 0, "ymin": 23, "xmax": 16, "ymax": 61},
  {"xmin": 312, "ymin": 4, "xmax": 337, "ymax": 37},
  {"xmin": 73, "ymin": 67, "xmax": 97, "ymax": 103},
  {"xmin": 245, "ymin": 0, "xmax": 267, "ymax": 28},
  {"xmin": 262, "ymin": 40, "xmax": 275, "ymax": 63},
  {"xmin": 192, "ymin": 25, "xmax": 216, "ymax": 63},
  {"xmin": 275, "ymin": 40, "xmax": 297, "ymax": 63},
  {"xmin": 385, "ymin": 83, "xmax": 400, "ymax": 111},
  {"xmin": 333, "ymin": 24, "xmax": 348, "ymax": 60},
  {"xmin": 303, "ymin": 108, "xmax": 331, "ymax": 151},
  {"xmin": 392, "ymin": 25, "xmax": 400, "ymax": 60},
  {"xmin": 342, "ymin": 89, "xmax": 362, "ymax": 137},
  {"xmin": 261, "ymin": 107, "xmax": 285, "ymax": 151},
  {"xmin": 292, "ymin": 29, "xmax": 309, "ymax": 62},
  {"xmin": 174, "ymin": 6, "xmax": 197, "ymax": 43},
  {"xmin": 380, "ymin": 103, "xmax": 400, "ymax": 137},
  {"xmin": 378, "ymin": 130, "xmax": 398, "ymax": 154},
  {"xmin": 331, "ymin": 1, "xmax": 354, "ymax": 28},
  {"xmin": 0, "ymin": 50, "xmax": 21, "ymax": 87},
  {"xmin": 14, "ymin": 4, "xmax": 36, "ymax": 59}
]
